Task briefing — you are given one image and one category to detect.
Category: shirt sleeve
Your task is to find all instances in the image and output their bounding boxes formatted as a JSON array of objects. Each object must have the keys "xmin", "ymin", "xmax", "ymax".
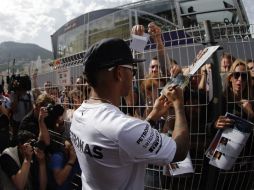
[
  {"xmin": 0, "ymin": 154, "xmax": 20, "ymax": 177},
  {"xmin": 118, "ymin": 119, "xmax": 176, "ymax": 165},
  {"xmin": 49, "ymin": 152, "xmax": 65, "ymax": 170}
]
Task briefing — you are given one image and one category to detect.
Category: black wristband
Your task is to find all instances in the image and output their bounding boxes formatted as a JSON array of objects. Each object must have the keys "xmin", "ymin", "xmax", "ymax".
[{"xmin": 146, "ymin": 118, "xmax": 157, "ymax": 126}]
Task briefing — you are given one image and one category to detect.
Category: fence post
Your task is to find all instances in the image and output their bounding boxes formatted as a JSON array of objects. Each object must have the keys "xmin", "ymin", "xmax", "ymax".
[{"xmin": 203, "ymin": 20, "xmax": 223, "ymax": 190}]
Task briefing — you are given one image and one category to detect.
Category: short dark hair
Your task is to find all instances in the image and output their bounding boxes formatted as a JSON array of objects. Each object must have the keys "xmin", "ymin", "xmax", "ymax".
[
  {"xmin": 246, "ymin": 59, "xmax": 254, "ymax": 63},
  {"xmin": 17, "ymin": 130, "xmax": 36, "ymax": 145},
  {"xmin": 221, "ymin": 52, "xmax": 235, "ymax": 62},
  {"xmin": 84, "ymin": 71, "xmax": 98, "ymax": 87},
  {"xmin": 169, "ymin": 58, "xmax": 178, "ymax": 65},
  {"xmin": 152, "ymin": 56, "xmax": 158, "ymax": 61}
]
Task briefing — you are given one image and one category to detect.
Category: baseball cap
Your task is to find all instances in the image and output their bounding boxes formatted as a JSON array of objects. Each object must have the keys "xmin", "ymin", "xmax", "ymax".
[{"xmin": 83, "ymin": 38, "xmax": 145, "ymax": 73}]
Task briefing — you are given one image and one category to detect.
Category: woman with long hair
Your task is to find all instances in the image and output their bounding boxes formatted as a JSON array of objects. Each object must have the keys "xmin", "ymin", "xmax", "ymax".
[
  {"xmin": 220, "ymin": 59, "xmax": 254, "ymax": 121},
  {"xmin": 213, "ymin": 59, "xmax": 254, "ymax": 190}
]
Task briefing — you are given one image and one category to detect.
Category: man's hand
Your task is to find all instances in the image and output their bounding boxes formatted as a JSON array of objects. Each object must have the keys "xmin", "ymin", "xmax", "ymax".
[
  {"xmin": 163, "ymin": 85, "xmax": 184, "ymax": 105},
  {"xmin": 39, "ymin": 107, "xmax": 48, "ymax": 124},
  {"xmin": 131, "ymin": 24, "xmax": 145, "ymax": 36},
  {"xmin": 21, "ymin": 143, "xmax": 34, "ymax": 162},
  {"xmin": 151, "ymin": 95, "xmax": 172, "ymax": 117},
  {"xmin": 170, "ymin": 64, "xmax": 182, "ymax": 78},
  {"xmin": 148, "ymin": 22, "xmax": 162, "ymax": 44},
  {"xmin": 240, "ymin": 99, "xmax": 254, "ymax": 119}
]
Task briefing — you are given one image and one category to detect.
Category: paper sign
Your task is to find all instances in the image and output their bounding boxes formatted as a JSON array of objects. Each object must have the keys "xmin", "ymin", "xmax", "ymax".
[
  {"xmin": 222, "ymin": 128, "xmax": 250, "ymax": 146},
  {"xmin": 216, "ymin": 136, "xmax": 244, "ymax": 157},
  {"xmin": 205, "ymin": 112, "xmax": 254, "ymax": 170},
  {"xmin": 163, "ymin": 152, "xmax": 194, "ymax": 176},
  {"xmin": 209, "ymin": 151, "xmax": 236, "ymax": 170},
  {"xmin": 160, "ymin": 46, "xmax": 219, "ymax": 95},
  {"xmin": 189, "ymin": 46, "xmax": 220, "ymax": 76},
  {"xmin": 130, "ymin": 33, "xmax": 150, "ymax": 53},
  {"xmin": 57, "ymin": 68, "xmax": 71, "ymax": 86}
]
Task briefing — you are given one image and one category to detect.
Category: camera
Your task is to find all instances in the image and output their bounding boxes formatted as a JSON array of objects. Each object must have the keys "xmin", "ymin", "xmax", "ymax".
[
  {"xmin": 29, "ymin": 139, "xmax": 45, "ymax": 150},
  {"xmin": 7, "ymin": 74, "xmax": 31, "ymax": 92},
  {"xmin": 29, "ymin": 139, "xmax": 39, "ymax": 147},
  {"xmin": 46, "ymin": 104, "xmax": 64, "ymax": 116},
  {"xmin": 46, "ymin": 103, "xmax": 55, "ymax": 113},
  {"xmin": 44, "ymin": 104, "xmax": 65, "ymax": 129}
]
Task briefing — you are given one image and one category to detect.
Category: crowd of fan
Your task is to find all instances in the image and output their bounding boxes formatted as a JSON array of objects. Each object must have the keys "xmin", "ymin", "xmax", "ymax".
[
  {"xmin": 0, "ymin": 76, "xmax": 89, "ymax": 190},
  {"xmin": 0, "ymin": 22, "xmax": 253, "ymax": 190}
]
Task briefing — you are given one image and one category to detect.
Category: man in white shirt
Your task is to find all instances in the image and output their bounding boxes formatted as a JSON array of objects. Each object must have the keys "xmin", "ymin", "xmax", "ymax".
[{"xmin": 70, "ymin": 38, "xmax": 189, "ymax": 190}]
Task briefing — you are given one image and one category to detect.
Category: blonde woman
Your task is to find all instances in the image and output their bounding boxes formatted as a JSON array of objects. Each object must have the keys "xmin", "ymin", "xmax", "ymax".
[
  {"xmin": 217, "ymin": 59, "xmax": 254, "ymax": 124},
  {"xmin": 213, "ymin": 59, "xmax": 254, "ymax": 190}
]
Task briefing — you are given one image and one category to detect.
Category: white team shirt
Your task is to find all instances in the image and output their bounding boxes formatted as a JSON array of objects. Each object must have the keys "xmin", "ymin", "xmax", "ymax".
[{"xmin": 70, "ymin": 102, "xmax": 176, "ymax": 190}]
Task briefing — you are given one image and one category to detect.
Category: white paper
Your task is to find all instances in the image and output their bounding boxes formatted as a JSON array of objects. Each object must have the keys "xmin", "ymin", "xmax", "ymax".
[
  {"xmin": 160, "ymin": 46, "xmax": 219, "ymax": 93},
  {"xmin": 57, "ymin": 68, "xmax": 71, "ymax": 86},
  {"xmin": 129, "ymin": 33, "xmax": 150, "ymax": 53},
  {"xmin": 216, "ymin": 136, "xmax": 244, "ymax": 157},
  {"xmin": 205, "ymin": 112, "xmax": 254, "ymax": 170},
  {"xmin": 209, "ymin": 151, "xmax": 236, "ymax": 170},
  {"xmin": 163, "ymin": 152, "xmax": 194, "ymax": 176},
  {"xmin": 222, "ymin": 128, "xmax": 250, "ymax": 146},
  {"xmin": 189, "ymin": 46, "xmax": 220, "ymax": 76}
]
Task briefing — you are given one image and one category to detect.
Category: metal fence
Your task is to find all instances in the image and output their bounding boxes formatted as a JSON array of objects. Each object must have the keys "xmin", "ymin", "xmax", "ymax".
[{"xmin": 4, "ymin": 22, "xmax": 254, "ymax": 190}]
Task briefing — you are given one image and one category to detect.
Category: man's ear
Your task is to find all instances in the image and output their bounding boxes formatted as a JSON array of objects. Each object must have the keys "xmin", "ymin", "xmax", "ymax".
[{"xmin": 113, "ymin": 66, "xmax": 122, "ymax": 82}]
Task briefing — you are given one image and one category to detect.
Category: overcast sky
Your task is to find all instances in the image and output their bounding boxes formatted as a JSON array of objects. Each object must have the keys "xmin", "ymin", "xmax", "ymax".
[{"xmin": 0, "ymin": 0, "xmax": 253, "ymax": 51}]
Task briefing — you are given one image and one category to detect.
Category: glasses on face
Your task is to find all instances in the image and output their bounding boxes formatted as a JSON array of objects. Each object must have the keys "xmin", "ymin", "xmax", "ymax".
[
  {"xmin": 108, "ymin": 64, "xmax": 137, "ymax": 76},
  {"xmin": 232, "ymin": 72, "xmax": 247, "ymax": 81}
]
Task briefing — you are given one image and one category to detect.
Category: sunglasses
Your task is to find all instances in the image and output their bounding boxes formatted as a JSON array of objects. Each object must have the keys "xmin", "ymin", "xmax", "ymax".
[
  {"xmin": 108, "ymin": 64, "xmax": 137, "ymax": 76},
  {"xmin": 232, "ymin": 72, "xmax": 247, "ymax": 80}
]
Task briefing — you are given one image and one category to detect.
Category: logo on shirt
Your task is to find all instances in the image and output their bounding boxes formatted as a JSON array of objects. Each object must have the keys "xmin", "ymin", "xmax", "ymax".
[
  {"xmin": 149, "ymin": 131, "xmax": 162, "ymax": 154},
  {"xmin": 136, "ymin": 125, "xmax": 149, "ymax": 144},
  {"xmin": 70, "ymin": 131, "xmax": 103, "ymax": 159},
  {"xmin": 136, "ymin": 125, "xmax": 162, "ymax": 154}
]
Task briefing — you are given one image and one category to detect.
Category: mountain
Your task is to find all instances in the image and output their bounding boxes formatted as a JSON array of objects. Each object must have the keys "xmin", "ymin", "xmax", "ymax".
[{"xmin": 0, "ymin": 41, "xmax": 53, "ymax": 65}]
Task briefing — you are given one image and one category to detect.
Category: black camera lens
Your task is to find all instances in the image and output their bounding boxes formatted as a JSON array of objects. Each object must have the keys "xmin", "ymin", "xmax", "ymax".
[
  {"xmin": 46, "ymin": 103, "xmax": 54, "ymax": 112},
  {"xmin": 29, "ymin": 139, "xmax": 37, "ymax": 147},
  {"xmin": 29, "ymin": 139, "xmax": 45, "ymax": 150}
]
